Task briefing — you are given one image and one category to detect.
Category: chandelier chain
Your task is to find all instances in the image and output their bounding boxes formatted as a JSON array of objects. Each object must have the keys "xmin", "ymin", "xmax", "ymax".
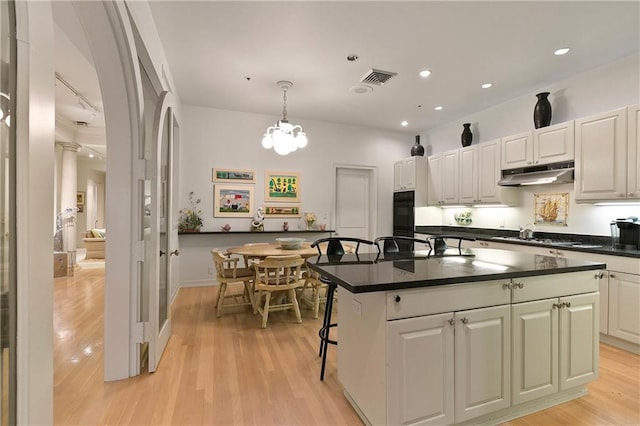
[{"xmin": 282, "ymin": 87, "xmax": 288, "ymax": 120}]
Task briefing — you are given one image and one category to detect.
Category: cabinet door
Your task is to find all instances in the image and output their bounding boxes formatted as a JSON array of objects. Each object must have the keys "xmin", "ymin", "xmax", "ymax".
[
  {"xmin": 559, "ymin": 292, "xmax": 599, "ymax": 391},
  {"xmin": 501, "ymin": 132, "xmax": 532, "ymax": 169},
  {"xmin": 512, "ymin": 298, "xmax": 559, "ymax": 405},
  {"xmin": 478, "ymin": 140, "xmax": 502, "ymax": 203},
  {"xmin": 442, "ymin": 150, "xmax": 459, "ymax": 204},
  {"xmin": 402, "ymin": 157, "xmax": 417, "ymax": 190},
  {"xmin": 608, "ymin": 272, "xmax": 640, "ymax": 344},
  {"xmin": 388, "ymin": 313, "xmax": 455, "ymax": 426},
  {"xmin": 534, "ymin": 121, "xmax": 574, "ymax": 165},
  {"xmin": 427, "ymin": 154, "xmax": 443, "ymax": 205},
  {"xmin": 628, "ymin": 104, "xmax": 640, "ymax": 199},
  {"xmin": 459, "ymin": 146, "xmax": 478, "ymax": 204},
  {"xmin": 454, "ymin": 305, "xmax": 510, "ymax": 423},
  {"xmin": 393, "ymin": 160, "xmax": 404, "ymax": 191},
  {"xmin": 575, "ymin": 107, "xmax": 627, "ymax": 201}
]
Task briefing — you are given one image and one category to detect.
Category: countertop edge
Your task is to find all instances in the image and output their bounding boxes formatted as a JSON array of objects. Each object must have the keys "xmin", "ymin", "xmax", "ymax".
[{"xmin": 308, "ymin": 259, "xmax": 606, "ymax": 294}]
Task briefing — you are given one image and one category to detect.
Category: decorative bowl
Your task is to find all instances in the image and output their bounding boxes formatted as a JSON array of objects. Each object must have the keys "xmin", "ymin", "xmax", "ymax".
[{"xmin": 276, "ymin": 237, "xmax": 305, "ymax": 250}]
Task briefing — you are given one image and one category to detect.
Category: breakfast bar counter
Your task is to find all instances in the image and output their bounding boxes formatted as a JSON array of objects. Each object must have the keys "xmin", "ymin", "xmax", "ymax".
[
  {"xmin": 306, "ymin": 247, "xmax": 606, "ymax": 293},
  {"xmin": 308, "ymin": 248, "xmax": 605, "ymax": 425}
]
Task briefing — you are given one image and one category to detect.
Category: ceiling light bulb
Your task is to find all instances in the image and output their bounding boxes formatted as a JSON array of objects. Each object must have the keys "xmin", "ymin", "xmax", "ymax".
[
  {"xmin": 262, "ymin": 134, "xmax": 273, "ymax": 149},
  {"xmin": 296, "ymin": 132, "xmax": 308, "ymax": 148},
  {"xmin": 434, "ymin": 106, "xmax": 443, "ymax": 111},
  {"xmin": 401, "ymin": 121, "xmax": 408, "ymax": 127},
  {"xmin": 554, "ymin": 47, "xmax": 570, "ymax": 56},
  {"xmin": 419, "ymin": 70, "xmax": 431, "ymax": 78},
  {"xmin": 481, "ymin": 83, "xmax": 492, "ymax": 89},
  {"xmin": 89, "ymin": 154, "xmax": 94, "ymax": 158}
]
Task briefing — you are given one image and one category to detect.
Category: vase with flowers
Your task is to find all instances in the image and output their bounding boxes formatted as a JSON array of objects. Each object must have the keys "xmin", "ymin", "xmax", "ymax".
[
  {"xmin": 304, "ymin": 212, "xmax": 317, "ymax": 230},
  {"xmin": 178, "ymin": 191, "xmax": 203, "ymax": 232}
]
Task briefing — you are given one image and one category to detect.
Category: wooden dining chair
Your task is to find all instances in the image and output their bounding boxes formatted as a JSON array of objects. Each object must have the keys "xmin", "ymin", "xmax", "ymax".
[
  {"xmin": 211, "ymin": 249, "xmax": 255, "ymax": 317},
  {"xmin": 242, "ymin": 242, "xmax": 269, "ymax": 268},
  {"xmin": 252, "ymin": 255, "xmax": 305, "ymax": 328}
]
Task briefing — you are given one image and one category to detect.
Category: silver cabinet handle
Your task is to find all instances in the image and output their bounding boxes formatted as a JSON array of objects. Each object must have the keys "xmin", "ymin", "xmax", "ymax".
[
  {"xmin": 159, "ymin": 250, "xmax": 166, "ymax": 256},
  {"xmin": 448, "ymin": 318, "xmax": 455, "ymax": 326},
  {"xmin": 552, "ymin": 303, "xmax": 560, "ymax": 309},
  {"xmin": 595, "ymin": 272, "xmax": 604, "ymax": 279},
  {"xmin": 170, "ymin": 249, "xmax": 180, "ymax": 256},
  {"xmin": 503, "ymin": 283, "xmax": 513, "ymax": 290},
  {"xmin": 610, "ymin": 273, "xmax": 616, "ymax": 279},
  {"xmin": 514, "ymin": 282, "xmax": 524, "ymax": 289},
  {"xmin": 563, "ymin": 302, "xmax": 571, "ymax": 308},
  {"xmin": 461, "ymin": 317, "xmax": 469, "ymax": 324}
]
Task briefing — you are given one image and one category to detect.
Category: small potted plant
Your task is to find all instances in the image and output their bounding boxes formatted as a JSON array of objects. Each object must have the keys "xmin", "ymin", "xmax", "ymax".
[{"xmin": 178, "ymin": 191, "xmax": 203, "ymax": 232}]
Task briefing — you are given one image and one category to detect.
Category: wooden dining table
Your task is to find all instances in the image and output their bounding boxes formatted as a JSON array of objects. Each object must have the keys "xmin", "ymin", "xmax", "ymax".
[{"xmin": 226, "ymin": 242, "xmax": 319, "ymax": 259}]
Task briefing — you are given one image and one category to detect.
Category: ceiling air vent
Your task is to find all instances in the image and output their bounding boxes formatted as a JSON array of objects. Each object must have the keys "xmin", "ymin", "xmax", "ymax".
[{"xmin": 360, "ymin": 68, "xmax": 397, "ymax": 86}]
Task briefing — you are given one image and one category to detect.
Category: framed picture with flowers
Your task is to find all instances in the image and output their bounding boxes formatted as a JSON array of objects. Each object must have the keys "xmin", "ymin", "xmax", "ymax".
[
  {"xmin": 265, "ymin": 171, "xmax": 300, "ymax": 202},
  {"xmin": 214, "ymin": 184, "xmax": 254, "ymax": 218}
]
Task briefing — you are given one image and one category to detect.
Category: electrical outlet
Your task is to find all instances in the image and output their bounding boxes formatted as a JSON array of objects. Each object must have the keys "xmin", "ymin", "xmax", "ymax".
[{"xmin": 208, "ymin": 267, "xmax": 214, "ymax": 275}]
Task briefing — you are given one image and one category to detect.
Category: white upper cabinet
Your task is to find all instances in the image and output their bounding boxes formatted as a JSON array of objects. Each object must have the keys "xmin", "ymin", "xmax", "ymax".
[
  {"xmin": 442, "ymin": 149, "xmax": 460, "ymax": 204},
  {"xmin": 394, "ymin": 156, "xmax": 428, "ymax": 205},
  {"xmin": 428, "ymin": 149, "xmax": 460, "ymax": 205},
  {"xmin": 574, "ymin": 107, "xmax": 628, "ymax": 201},
  {"xmin": 501, "ymin": 131, "xmax": 532, "ymax": 169},
  {"xmin": 534, "ymin": 121, "xmax": 575, "ymax": 165},
  {"xmin": 427, "ymin": 154, "xmax": 443, "ymax": 205},
  {"xmin": 460, "ymin": 140, "xmax": 517, "ymax": 205},
  {"xmin": 627, "ymin": 104, "xmax": 640, "ymax": 199},
  {"xmin": 501, "ymin": 122, "xmax": 575, "ymax": 170}
]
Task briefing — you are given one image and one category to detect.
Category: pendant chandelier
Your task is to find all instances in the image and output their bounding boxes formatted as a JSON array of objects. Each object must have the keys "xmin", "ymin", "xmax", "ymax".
[{"xmin": 261, "ymin": 81, "xmax": 307, "ymax": 155}]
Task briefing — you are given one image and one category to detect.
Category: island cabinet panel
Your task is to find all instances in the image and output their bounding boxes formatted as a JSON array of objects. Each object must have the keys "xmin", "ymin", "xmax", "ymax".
[
  {"xmin": 387, "ymin": 313, "xmax": 455, "ymax": 426},
  {"xmin": 512, "ymin": 298, "xmax": 560, "ymax": 405},
  {"xmin": 560, "ymin": 292, "xmax": 599, "ymax": 390},
  {"xmin": 454, "ymin": 305, "xmax": 511, "ymax": 423},
  {"xmin": 511, "ymin": 271, "xmax": 599, "ymax": 303}
]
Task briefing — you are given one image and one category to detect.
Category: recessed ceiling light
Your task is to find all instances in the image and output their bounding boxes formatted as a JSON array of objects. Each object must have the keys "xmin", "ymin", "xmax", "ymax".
[
  {"xmin": 401, "ymin": 121, "xmax": 408, "ymax": 127},
  {"xmin": 481, "ymin": 83, "xmax": 492, "ymax": 89},
  {"xmin": 554, "ymin": 47, "xmax": 570, "ymax": 56},
  {"xmin": 419, "ymin": 70, "xmax": 431, "ymax": 78},
  {"xmin": 434, "ymin": 106, "xmax": 443, "ymax": 111}
]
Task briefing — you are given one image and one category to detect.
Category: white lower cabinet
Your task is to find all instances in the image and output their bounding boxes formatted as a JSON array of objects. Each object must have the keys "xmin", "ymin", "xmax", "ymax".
[
  {"xmin": 607, "ymin": 272, "xmax": 640, "ymax": 344},
  {"xmin": 387, "ymin": 313, "xmax": 455, "ymax": 425},
  {"xmin": 512, "ymin": 292, "xmax": 599, "ymax": 406},
  {"xmin": 387, "ymin": 305, "xmax": 510, "ymax": 425},
  {"xmin": 454, "ymin": 305, "xmax": 511, "ymax": 422}
]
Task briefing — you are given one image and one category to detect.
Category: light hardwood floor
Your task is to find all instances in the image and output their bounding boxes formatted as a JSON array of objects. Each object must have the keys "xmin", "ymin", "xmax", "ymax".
[{"xmin": 54, "ymin": 265, "xmax": 640, "ymax": 425}]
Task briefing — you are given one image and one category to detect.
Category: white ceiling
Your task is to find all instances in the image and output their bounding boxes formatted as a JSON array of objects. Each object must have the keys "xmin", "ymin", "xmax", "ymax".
[{"xmin": 53, "ymin": 1, "xmax": 639, "ymax": 156}]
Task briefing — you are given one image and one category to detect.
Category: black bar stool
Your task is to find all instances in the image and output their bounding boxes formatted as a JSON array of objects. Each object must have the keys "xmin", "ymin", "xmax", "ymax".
[{"xmin": 311, "ymin": 237, "xmax": 376, "ymax": 380}]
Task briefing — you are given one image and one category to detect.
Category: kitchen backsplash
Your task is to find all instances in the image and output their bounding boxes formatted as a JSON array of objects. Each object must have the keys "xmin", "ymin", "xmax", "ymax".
[{"xmin": 416, "ymin": 182, "xmax": 639, "ymax": 236}]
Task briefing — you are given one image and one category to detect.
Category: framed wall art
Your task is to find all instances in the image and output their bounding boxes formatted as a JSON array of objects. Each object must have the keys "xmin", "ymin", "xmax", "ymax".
[
  {"xmin": 534, "ymin": 192, "xmax": 569, "ymax": 226},
  {"xmin": 265, "ymin": 170, "xmax": 300, "ymax": 202},
  {"xmin": 214, "ymin": 184, "xmax": 254, "ymax": 218},
  {"xmin": 76, "ymin": 191, "xmax": 85, "ymax": 206},
  {"xmin": 263, "ymin": 204, "xmax": 301, "ymax": 218},
  {"xmin": 212, "ymin": 168, "xmax": 255, "ymax": 183}
]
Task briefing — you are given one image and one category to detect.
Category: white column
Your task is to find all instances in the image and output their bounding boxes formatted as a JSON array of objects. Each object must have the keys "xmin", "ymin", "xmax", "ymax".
[{"xmin": 57, "ymin": 142, "xmax": 81, "ymax": 266}]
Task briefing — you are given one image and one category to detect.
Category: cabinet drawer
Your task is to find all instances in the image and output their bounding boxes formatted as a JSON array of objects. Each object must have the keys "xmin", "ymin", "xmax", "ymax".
[
  {"xmin": 386, "ymin": 280, "xmax": 510, "ymax": 320},
  {"xmin": 512, "ymin": 271, "xmax": 599, "ymax": 303}
]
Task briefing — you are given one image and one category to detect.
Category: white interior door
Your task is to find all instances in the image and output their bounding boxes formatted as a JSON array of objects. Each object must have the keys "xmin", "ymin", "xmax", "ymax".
[
  {"xmin": 145, "ymin": 91, "xmax": 174, "ymax": 372},
  {"xmin": 333, "ymin": 166, "xmax": 376, "ymax": 244}
]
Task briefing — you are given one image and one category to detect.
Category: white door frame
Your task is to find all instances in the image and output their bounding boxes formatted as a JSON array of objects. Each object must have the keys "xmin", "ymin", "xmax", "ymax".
[{"xmin": 331, "ymin": 163, "xmax": 378, "ymax": 241}]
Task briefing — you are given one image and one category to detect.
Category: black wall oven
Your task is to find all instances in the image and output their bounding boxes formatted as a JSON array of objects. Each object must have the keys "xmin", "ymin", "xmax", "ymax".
[{"xmin": 393, "ymin": 191, "xmax": 415, "ymax": 250}]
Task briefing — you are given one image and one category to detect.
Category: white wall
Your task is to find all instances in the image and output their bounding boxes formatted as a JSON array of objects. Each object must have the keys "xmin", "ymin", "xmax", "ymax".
[
  {"xmin": 178, "ymin": 106, "xmax": 409, "ymax": 284},
  {"xmin": 416, "ymin": 54, "xmax": 640, "ymax": 236}
]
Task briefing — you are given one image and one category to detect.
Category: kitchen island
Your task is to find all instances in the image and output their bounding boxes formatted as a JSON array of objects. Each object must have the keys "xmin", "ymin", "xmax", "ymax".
[{"xmin": 307, "ymin": 248, "xmax": 606, "ymax": 425}]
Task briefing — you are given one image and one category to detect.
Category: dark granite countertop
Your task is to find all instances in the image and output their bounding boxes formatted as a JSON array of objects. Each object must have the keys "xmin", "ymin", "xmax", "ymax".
[
  {"xmin": 178, "ymin": 230, "xmax": 334, "ymax": 235},
  {"xmin": 307, "ymin": 248, "xmax": 606, "ymax": 293},
  {"xmin": 415, "ymin": 226, "xmax": 640, "ymax": 259}
]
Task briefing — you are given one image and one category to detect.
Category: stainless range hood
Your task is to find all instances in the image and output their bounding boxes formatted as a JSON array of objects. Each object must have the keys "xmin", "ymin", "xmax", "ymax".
[{"xmin": 498, "ymin": 161, "xmax": 574, "ymax": 186}]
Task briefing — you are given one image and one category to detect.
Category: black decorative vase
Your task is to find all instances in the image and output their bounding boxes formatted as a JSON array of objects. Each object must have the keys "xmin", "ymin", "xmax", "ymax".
[
  {"xmin": 410, "ymin": 135, "xmax": 425, "ymax": 156},
  {"xmin": 461, "ymin": 123, "xmax": 472, "ymax": 147},
  {"xmin": 533, "ymin": 92, "xmax": 552, "ymax": 129}
]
